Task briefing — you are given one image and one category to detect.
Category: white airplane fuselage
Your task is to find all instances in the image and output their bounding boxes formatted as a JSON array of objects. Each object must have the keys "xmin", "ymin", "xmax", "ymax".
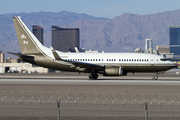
[{"xmin": 11, "ymin": 16, "xmax": 176, "ymax": 79}]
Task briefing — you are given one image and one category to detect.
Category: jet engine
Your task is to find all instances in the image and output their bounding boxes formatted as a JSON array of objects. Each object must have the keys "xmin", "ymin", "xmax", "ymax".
[{"xmin": 103, "ymin": 66, "xmax": 126, "ymax": 76}]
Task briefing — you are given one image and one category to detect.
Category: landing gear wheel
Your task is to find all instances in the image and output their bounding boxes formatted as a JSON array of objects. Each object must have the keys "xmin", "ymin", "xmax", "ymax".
[
  {"xmin": 89, "ymin": 73, "xmax": 98, "ymax": 80},
  {"xmin": 152, "ymin": 76, "xmax": 158, "ymax": 80}
]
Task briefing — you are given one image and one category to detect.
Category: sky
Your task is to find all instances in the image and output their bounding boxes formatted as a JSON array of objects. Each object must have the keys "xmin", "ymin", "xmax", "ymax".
[{"xmin": 0, "ymin": 0, "xmax": 180, "ymax": 18}]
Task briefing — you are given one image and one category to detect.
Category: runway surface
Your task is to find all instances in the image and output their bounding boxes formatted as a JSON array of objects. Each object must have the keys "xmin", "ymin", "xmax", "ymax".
[
  {"xmin": 1, "ymin": 78, "xmax": 180, "ymax": 86},
  {"xmin": 0, "ymin": 73, "xmax": 180, "ymax": 119},
  {"xmin": 0, "ymin": 72, "xmax": 180, "ymax": 102}
]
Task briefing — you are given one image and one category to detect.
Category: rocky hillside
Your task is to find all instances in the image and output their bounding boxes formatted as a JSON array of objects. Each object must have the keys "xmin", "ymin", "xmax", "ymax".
[
  {"xmin": 0, "ymin": 11, "xmax": 108, "ymax": 57},
  {"xmin": 1, "ymin": 9, "xmax": 180, "ymax": 57},
  {"xmin": 64, "ymin": 9, "xmax": 180, "ymax": 52}
]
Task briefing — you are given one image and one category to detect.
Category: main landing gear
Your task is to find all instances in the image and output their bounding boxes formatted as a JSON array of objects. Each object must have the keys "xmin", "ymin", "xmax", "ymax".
[
  {"xmin": 89, "ymin": 73, "xmax": 98, "ymax": 80},
  {"xmin": 152, "ymin": 76, "xmax": 158, "ymax": 80}
]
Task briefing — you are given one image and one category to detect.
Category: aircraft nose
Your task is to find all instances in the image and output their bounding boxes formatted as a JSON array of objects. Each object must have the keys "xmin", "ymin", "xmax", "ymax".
[{"xmin": 168, "ymin": 61, "xmax": 177, "ymax": 67}]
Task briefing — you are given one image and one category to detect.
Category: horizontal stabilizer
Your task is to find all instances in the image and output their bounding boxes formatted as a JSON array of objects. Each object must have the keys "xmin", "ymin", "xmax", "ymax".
[{"xmin": 7, "ymin": 52, "xmax": 32, "ymax": 57}]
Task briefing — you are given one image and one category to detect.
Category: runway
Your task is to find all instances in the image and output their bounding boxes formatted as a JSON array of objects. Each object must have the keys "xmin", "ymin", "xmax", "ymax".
[
  {"xmin": 0, "ymin": 73, "xmax": 180, "ymax": 119},
  {"xmin": 0, "ymin": 78, "xmax": 180, "ymax": 86},
  {"xmin": 0, "ymin": 73, "xmax": 180, "ymax": 102}
]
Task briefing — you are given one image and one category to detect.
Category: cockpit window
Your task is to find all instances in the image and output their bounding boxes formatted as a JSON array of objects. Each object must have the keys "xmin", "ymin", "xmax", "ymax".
[{"xmin": 160, "ymin": 58, "xmax": 166, "ymax": 61}]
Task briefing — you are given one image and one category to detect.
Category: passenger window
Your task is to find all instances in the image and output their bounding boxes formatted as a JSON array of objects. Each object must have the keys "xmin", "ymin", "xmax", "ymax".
[
  {"xmin": 114, "ymin": 59, "xmax": 116, "ymax": 61},
  {"xmin": 124, "ymin": 59, "xmax": 126, "ymax": 61},
  {"xmin": 134, "ymin": 59, "xmax": 136, "ymax": 61},
  {"xmin": 127, "ymin": 59, "xmax": 128, "ymax": 61},
  {"xmin": 132, "ymin": 59, "xmax": 133, "ymax": 61},
  {"xmin": 129, "ymin": 59, "xmax": 131, "ymax": 61}
]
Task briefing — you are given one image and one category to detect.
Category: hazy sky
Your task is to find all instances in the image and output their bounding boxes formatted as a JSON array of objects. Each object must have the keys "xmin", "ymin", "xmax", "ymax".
[{"xmin": 1, "ymin": 0, "xmax": 180, "ymax": 18}]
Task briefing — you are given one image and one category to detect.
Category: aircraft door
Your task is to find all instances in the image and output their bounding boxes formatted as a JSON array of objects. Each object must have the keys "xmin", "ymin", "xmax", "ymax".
[{"xmin": 150, "ymin": 57, "xmax": 155, "ymax": 63}]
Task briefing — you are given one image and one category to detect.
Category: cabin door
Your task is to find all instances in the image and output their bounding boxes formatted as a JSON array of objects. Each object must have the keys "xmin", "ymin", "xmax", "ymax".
[{"xmin": 150, "ymin": 57, "xmax": 155, "ymax": 63}]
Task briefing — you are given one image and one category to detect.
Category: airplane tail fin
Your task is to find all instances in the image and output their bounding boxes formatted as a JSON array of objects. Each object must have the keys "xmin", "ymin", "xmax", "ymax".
[{"xmin": 13, "ymin": 16, "xmax": 43, "ymax": 54}]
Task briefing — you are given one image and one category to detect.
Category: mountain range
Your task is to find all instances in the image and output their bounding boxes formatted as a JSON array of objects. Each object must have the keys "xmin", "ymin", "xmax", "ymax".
[{"xmin": 1, "ymin": 9, "xmax": 180, "ymax": 57}]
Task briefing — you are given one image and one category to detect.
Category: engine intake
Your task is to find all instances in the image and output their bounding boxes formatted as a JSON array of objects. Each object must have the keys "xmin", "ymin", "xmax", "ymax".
[{"xmin": 103, "ymin": 66, "xmax": 124, "ymax": 76}]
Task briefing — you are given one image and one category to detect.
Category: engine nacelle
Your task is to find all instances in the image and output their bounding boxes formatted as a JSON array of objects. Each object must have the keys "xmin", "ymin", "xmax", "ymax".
[{"xmin": 103, "ymin": 66, "xmax": 125, "ymax": 76}]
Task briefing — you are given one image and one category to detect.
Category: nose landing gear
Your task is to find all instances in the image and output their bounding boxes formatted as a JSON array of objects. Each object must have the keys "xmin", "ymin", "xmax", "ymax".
[{"xmin": 89, "ymin": 73, "xmax": 98, "ymax": 80}]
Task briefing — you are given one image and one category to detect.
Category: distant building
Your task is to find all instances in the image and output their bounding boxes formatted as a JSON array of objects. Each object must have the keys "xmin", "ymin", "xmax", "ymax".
[
  {"xmin": 85, "ymin": 49, "xmax": 100, "ymax": 53},
  {"xmin": 145, "ymin": 48, "xmax": 152, "ymax": 54},
  {"xmin": 156, "ymin": 45, "xmax": 170, "ymax": 54},
  {"xmin": 32, "ymin": 25, "xmax": 44, "ymax": 45},
  {"xmin": 0, "ymin": 63, "xmax": 48, "ymax": 73},
  {"xmin": 153, "ymin": 49, "xmax": 159, "ymax": 55},
  {"xmin": 145, "ymin": 39, "xmax": 153, "ymax": 51},
  {"xmin": 156, "ymin": 45, "xmax": 174, "ymax": 59},
  {"xmin": 52, "ymin": 26, "xmax": 79, "ymax": 52},
  {"xmin": 4, "ymin": 57, "xmax": 21, "ymax": 63},
  {"xmin": 79, "ymin": 48, "xmax": 85, "ymax": 52},
  {"xmin": 169, "ymin": 25, "xmax": 180, "ymax": 56},
  {"xmin": 0, "ymin": 52, "xmax": 4, "ymax": 63},
  {"xmin": 135, "ymin": 48, "xmax": 144, "ymax": 53}
]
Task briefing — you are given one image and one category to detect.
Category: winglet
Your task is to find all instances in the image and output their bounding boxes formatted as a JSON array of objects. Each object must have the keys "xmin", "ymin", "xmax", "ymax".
[
  {"xmin": 75, "ymin": 47, "xmax": 79, "ymax": 53},
  {"xmin": 50, "ymin": 47, "xmax": 63, "ymax": 60}
]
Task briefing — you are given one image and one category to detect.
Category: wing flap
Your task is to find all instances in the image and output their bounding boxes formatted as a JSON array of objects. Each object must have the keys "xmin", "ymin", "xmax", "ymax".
[{"xmin": 71, "ymin": 61, "xmax": 104, "ymax": 72}]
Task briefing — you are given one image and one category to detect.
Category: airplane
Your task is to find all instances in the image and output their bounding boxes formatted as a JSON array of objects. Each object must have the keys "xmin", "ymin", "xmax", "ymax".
[{"xmin": 8, "ymin": 16, "xmax": 176, "ymax": 80}]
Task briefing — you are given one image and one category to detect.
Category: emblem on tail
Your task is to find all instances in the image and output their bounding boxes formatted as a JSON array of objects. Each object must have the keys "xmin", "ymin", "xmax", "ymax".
[{"xmin": 21, "ymin": 34, "xmax": 27, "ymax": 39}]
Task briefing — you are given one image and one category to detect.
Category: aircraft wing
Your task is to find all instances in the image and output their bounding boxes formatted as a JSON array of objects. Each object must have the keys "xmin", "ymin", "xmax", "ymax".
[
  {"xmin": 69, "ymin": 61, "xmax": 104, "ymax": 72},
  {"xmin": 50, "ymin": 47, "xmax": 104, "ymax": 72}
]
